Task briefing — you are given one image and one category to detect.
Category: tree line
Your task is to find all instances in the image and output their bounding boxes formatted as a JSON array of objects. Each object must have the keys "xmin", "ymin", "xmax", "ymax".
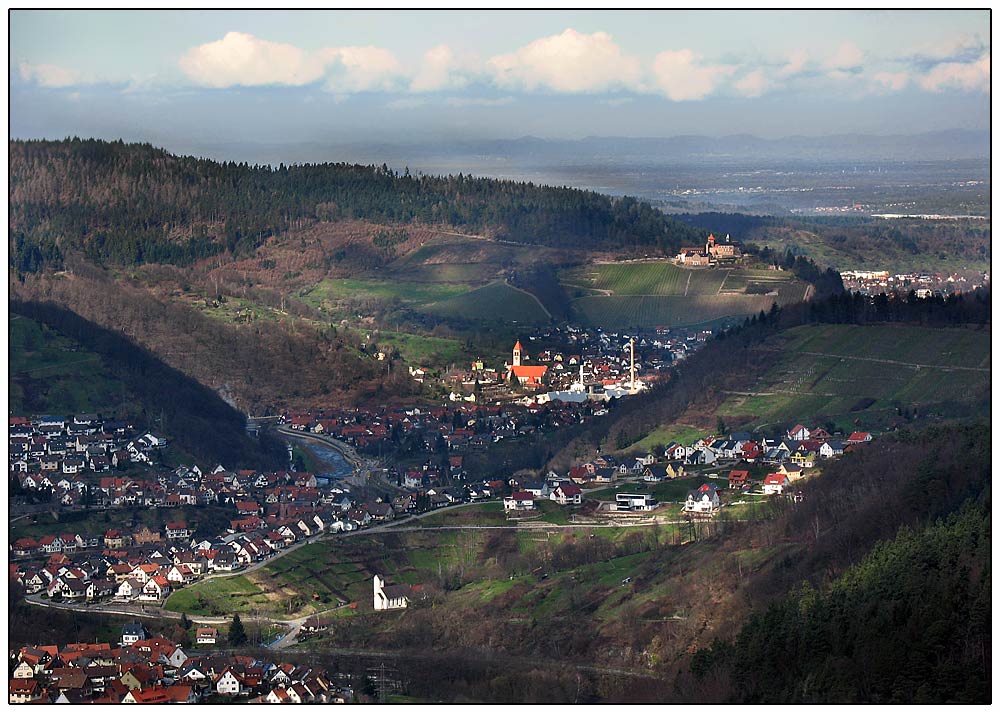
[{"xmin": 9, "ymin": 138, "xmax": 707, "ymax": 272}]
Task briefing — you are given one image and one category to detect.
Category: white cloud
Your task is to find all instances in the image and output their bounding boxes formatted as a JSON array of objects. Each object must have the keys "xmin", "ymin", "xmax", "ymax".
[
  {"xmin": 733, "ymin": 69, "xmax": 770, "ymax": 98},
  {"xmin": 18, "ymin": 62, "xmax": 83, "ymax": 88},
  {"xmin": 778, "ymin": 49, "xmax": 808, "ymax": 77},
  {"xmin": 488, "ymin": 28, "xmax": 641, "ymax": 93},
  {"xmin": 600, "ymin": 97, "xmax": 634, "ymax": 107},
  {"xmin": 179, "ymin": 32, "xmax": 401, "ymax": 91},
  {"xmin": 324, "ymin": 46, "xmax": 402, "ymax": 92},
  {"xmin": 870, "ymin": 70, "xmax": 910, "ymax": 93},
  {"xmin": 179, "ymin": 31, "xmax": 329, "ymax": 87},
  {"xmin": 913, "ymin": 34, "xmax": 988, "ymax": 63},
  {"xmin": 652, "ymin": 49, "xmax": 735, "ymax": 101},
  {"xmin": 824, "ymin": 42, "xmax": 864, "ymax": 71},
  {"xmin": 918, "ymin": 52, "xmax": 990, "ymax": 92},
  {"xmin": 410, "ymin": 45, "xmax": 471, "ymax": 93},
  {"xmin": 444, "ymin": 96, "xmax": 514, "ymax": 107}
]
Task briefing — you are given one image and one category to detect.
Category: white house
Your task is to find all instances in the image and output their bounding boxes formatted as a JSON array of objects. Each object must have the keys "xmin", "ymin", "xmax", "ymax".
[
  {"xmin": 503, "ymin": 491, "xmax": 535, "ymax": 511},
  {"xmin": 115, "ymin": 577, "xmax": 143, "ymax": 600},
  {"xmin": 763, "ymin": 473, "xmax": 790, "ymax": 495},
  {"xmin": 550, "ymin": 483, "xmax": 583, "ymax": 505},
  {"xmin": 819, "ymin": 440, "xmax": 845, "ymax": 458},
  {"xmin": 684, "ymin": 484, "xmax": 721, "ymax": 513},
  {"xmin": 615, "ymin": 493, "xmax": 658, "ymax": 512},
  {"xmin": 787, "ymin": 424, "xmax": 811, "ymax": 441},
  {"xmin": 215, "ymin": 668, "xmax": 244, "ymax": 696}
]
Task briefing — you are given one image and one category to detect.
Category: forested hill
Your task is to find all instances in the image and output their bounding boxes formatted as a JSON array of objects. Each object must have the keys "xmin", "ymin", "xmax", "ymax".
[{"xmin": 9, "ymin": 138, "xmax": 705, "ymax": 271}]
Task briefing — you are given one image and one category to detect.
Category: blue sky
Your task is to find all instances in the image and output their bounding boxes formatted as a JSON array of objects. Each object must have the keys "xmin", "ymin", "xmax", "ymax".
[{"xmin": 9, "ymin": 9, "xmax": 991, "ymax": 147}]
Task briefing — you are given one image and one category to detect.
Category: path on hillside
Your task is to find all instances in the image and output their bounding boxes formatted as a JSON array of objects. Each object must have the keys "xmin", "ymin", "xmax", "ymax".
[
  {"xmin": 503, "ymin": 281, "xmax": 553, "ymax": 319},
  {"xmin": 715, "ymin": 271, "xmax": 730, "ymax": 295},
  {"xmin": 723, "ymin": 389, "xmax": 838, "ymax": 397},
  {"xmin": 760, "ymin": 347, "xmax": 990, "ymax": 373}
]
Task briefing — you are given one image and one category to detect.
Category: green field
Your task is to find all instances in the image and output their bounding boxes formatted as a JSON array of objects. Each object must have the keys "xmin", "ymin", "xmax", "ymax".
[
  {"xmin": 420, "ymin": 282, "xmax": 551, "ymax": 325},
  {"xmin": 9, "ymin": 315, "xmax": 137, "ymax": 416},
  {"xmin": 717, "ymin": 323, "xmax": 991, "ymax": 432},
  {"xmin": 624, "ymin": 424, "xmax": 707, "ymax": 454},
  {"xmin": 300, "ymin": 278, "xmax": 467, "ymax": 310},
  {"xmin": 373, "ymin": 330, "xmax": 469, "ymax": 367},
  {"xmin": 167, "ymin": 524, "xmax": 685, "ymax": 620},
  {"xmin": 413, "ymin": 501, "xmax": 507, "ymax": 527},
  {"xmin": 560, "ymin": 263, "xmax": 808, "ymax": 329},
  {"xmin": 572, "ymin": 294, "xmax": 785, "ymax": 329}
]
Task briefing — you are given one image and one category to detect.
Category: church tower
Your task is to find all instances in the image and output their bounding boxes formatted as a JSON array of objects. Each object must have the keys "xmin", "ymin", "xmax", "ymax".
[{"xmin": 512, "ymin": 340, "xmax": 523, "ymax": 367}]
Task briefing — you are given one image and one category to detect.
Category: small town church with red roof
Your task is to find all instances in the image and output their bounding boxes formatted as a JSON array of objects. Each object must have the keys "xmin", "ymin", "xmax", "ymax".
[{"xmin": 507, "ymin": 340, "xmax": 548, "ymax": 388}]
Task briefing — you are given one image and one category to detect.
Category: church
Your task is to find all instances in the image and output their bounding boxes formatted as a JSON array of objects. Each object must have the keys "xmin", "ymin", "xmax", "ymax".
[
  {"xmin": 373, "ymin": 574, "xmax": 412, "ymax": 611},
  {"xmin": 506, "ymin": 340, "xmax": 548, "ymax": 388}
]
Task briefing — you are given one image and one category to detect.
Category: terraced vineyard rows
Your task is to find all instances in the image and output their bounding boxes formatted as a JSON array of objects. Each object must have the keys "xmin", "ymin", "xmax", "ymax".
[
  {"xmin": 572, "ymin": 294, "xmax": 787, "ymax": 329},
  {"xmin": 560, "ymin": 262, "xmax": 808, "ymax": 329},
  {"xmin": 716, "ymin": 324, "xmax": 991, "ymax": 431}
]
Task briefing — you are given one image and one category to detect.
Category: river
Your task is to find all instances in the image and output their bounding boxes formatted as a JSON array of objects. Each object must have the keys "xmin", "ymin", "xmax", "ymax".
[{"xmin": 279, "ymin": 431, "xmax": 354, "ymax": 480}]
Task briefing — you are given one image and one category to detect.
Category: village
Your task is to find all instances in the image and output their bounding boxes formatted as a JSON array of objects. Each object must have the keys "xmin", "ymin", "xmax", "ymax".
[
  {"xmin": 839, "ymin": 268, "xmax": 989, "ymax": 297},
  {"xmin": 10, "ymin": 626, "xmax": 355, "ymax": 704},
  {"xmin": 8, "ymin": 405, "xmax": 876, "ymax": 705},
  {"xmin": 9, "ymin": 401, "xmax": 873, "ymax": 607},
  {"xmin": 413, "ymin": 327, "xmax": 713, "ymax": 406}
]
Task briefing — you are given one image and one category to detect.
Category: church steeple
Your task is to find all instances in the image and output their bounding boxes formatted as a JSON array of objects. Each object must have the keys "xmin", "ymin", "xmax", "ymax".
[{"xmin": 512, "ymin": 340, "xmax": 523, "ymax": 367}]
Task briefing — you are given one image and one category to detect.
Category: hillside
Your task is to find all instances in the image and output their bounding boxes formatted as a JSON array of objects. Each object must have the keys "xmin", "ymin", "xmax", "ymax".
[
  {"xmin": 560, "ymin": 261, "xmax": 809, "ymax": 329},
  {"xmin": 9, "ymin": 300, "xmax": 285, "ymax": 468},
  {"xmin": 715, "ymin": 323, "xmax": 990, "ymax": 434},
  {"xmin": 690, "ymin": 504, "xmax": 990, "ymax": 703},
  {"xmin": 162, "ymin": 421, "xmax": 989, "ymax": 703},
  {"xmin": 540, "ymin": 290, "xmax": 989, "ymax": 471},
  {"xmin": 9, "ymin": 138, "xmax": 706, "ymax": 272}
]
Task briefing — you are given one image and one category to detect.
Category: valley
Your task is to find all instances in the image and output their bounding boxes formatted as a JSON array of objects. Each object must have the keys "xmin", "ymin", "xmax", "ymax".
[{"xmin": 7, "ymin": 138, "xmax": 991, "ymax": 705}]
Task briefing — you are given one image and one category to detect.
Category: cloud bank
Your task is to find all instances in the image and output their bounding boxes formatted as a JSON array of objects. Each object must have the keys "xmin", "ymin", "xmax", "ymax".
[{"xmin": 18, "ymin": 27, "xmax": 991, "ymax": 104}]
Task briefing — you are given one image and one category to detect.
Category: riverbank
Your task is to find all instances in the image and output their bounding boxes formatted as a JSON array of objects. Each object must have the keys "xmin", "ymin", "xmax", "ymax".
[{"xmin": 274, "ymin": 425, "xmax": 364, "ymax": 476}]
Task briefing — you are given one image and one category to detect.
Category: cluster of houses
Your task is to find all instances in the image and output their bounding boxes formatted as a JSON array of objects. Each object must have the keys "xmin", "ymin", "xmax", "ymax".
[
  {"xmin": 500, "ymin": 424, "xmax": 874, "ymax": 517},
  {"xmin": 414, "ymin": 325, "xmax": 712, "ymax": 401},
  {"xmin": 284, "ymin": 399, "xmax": 591, "ymax": 455},
  {"xmin": 9, "ymin": 626, "xmax": 352, "ymax": 704},
  {"xmin": 10, "ymin": 414, "xmax": 168, "ymax": 504},
  {"xmin": 655, "ymin": 426, "xmax": 872, "ymax": 469},
  {"xmin": 675, "ymin": 425, "xmax": 873, "ymax": 513},
  {"xmin": 9, "ymin": 480, "xmax": 437, "ymax": 606},
  {"xmin": 840, "ymin": 269, "xmax": 987, "ymax": 297}
]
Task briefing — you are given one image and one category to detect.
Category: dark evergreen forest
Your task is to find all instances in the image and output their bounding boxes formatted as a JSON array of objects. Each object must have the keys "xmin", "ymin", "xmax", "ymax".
[{"xmin": 9, "ymin": 138, "xmax": 706, "ymax": 272}]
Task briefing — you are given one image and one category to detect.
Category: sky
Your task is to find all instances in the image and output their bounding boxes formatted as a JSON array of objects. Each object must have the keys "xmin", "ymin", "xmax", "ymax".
[{"xmin": 9, "ymin": 9, "xmax": 992, "ymax": 151}]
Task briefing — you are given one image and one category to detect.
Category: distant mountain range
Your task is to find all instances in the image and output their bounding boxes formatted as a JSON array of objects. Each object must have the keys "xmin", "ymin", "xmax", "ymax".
[{"xmin": 175, "ymin": 129, "xmax": 988, "ymax": 167}]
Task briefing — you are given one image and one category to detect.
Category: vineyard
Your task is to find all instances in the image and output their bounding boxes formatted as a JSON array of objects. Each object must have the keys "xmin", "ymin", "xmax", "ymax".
[
  {"xmin": 420, "ymin": 281, "xmax": 552, "ymax": 325},
  {"xmin": 716, "ymin": 323, "xmax": 991, "ymax": 432},
  {"xmin": 560, "ymin": 262, "xmax": 809, "ymax": 328}
]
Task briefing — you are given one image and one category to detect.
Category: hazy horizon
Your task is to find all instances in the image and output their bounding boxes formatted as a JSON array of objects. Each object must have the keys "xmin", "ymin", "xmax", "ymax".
[{"xmin": 10, "ymin": 9, "xmax": 990, "ymax": 146}]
